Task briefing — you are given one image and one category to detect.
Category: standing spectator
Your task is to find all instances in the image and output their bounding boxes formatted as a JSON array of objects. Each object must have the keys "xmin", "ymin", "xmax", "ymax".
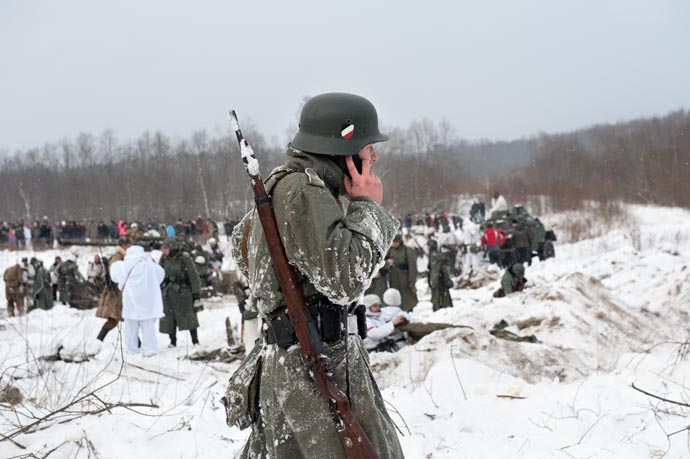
[
  {"xmin": 404, "ymin": 213, "xmax": 413, "ymax": 234},
  {"xmin": 470, "ymin": 197, "xmax": 486, "ymax": 223},
  {"xmin": 490, "ymin": 192, "xmax": 508, "ymax": 215},
  {"xmin": 39, "ymin": 217, "xmax": 52, "ymax": 246},
  {"xmin": 8, "ymin": 228, "xmax": 18, "ymax": 249},
  {"xmin": 31, "ymin": 221, "xmax": 40, "ymax": 246},
  {"xmin": 223, "ymin": 218, "xmax": 234, "ymax": 241},
  {"xmin": 511, "ymin": 219, "xmax": 533, "ymax": 266},
  {"xmin": 97, "ymin": 221, "xmax": 110, "ymax": 239},
  {"xmin": 110, "ymin": 245, "xmax": 165, "ymax": 356},
  {"xmin": 117, "ymin": 220, "xmax": 127, "ymax": 237},
  {"xmin": 481, "ymin": 223, "xmax": 505, "ymax": 264}
]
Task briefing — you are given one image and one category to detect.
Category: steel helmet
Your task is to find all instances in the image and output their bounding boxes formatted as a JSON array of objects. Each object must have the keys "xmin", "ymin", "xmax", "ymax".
[
  {"xmin": 162, "ymin": 238, "xmax": 178, "ymax": 250},
  {"xmin": 290, "ymin": 92, "xmax": 388, "ymax": 156},
  {"xmin": 512, "ymin": 263, "xmax": 525, "ymax": 276}
]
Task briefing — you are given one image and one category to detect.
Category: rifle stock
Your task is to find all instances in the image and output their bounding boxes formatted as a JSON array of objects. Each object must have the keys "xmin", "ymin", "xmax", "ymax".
[{"xmin": 229, "ymin": 110, "xmax": 379, "ymax": 459}]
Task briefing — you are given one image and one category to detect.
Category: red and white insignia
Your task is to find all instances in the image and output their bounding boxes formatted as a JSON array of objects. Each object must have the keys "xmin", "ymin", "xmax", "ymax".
[{"xmin": 341, "ymin": 124, "xmax": 355, "ymax": 139}]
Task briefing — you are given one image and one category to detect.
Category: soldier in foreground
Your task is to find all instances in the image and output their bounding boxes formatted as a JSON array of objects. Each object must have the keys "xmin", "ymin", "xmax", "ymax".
[{"xmin": 228, "ymin": 93, "xmax": 404, "ymax": 458}]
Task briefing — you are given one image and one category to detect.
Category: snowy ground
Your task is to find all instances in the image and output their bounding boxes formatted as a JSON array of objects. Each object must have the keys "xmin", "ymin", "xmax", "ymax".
[{"xmin": 1, "ymin": 204, "xmax": 690, "ymax": 458}]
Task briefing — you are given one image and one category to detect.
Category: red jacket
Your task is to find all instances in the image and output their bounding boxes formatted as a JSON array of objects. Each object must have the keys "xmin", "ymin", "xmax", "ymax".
[{"xmin": 481, "ymin": 228, "xmax": 505, "ymax": 246}]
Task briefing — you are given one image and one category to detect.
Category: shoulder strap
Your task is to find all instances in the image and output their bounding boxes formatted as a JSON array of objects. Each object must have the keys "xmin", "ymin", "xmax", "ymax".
[
  {"xmin": 120, "ymin": 259, "xmax": 144, "ymax": 292},
  {"xmin": 241, "ymin": 216, "xmax": 253, "ymax": 269},
  {"xmin": 241, "ymin": 167, "xmax": 299, "ymax": 269}
]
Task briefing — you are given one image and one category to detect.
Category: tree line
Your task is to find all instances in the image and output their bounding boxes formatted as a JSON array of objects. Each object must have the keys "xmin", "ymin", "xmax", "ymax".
[{"xmin": 0, "ymin": 108, "xmax": 688, "ymax": 222}]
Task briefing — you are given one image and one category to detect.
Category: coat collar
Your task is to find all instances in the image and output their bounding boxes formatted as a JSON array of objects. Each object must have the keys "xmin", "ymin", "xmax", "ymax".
[{"xmin": 284, "ymin": 147, "xmax": 345, "ymax": 195}]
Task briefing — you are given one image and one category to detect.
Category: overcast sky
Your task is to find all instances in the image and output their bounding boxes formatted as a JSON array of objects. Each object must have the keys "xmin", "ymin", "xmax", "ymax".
[{"xmin": 1, "ymin": 0, "xmax": 688, "ymax": 151}]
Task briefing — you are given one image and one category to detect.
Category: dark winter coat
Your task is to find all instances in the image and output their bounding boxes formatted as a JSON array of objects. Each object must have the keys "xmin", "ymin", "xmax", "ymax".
[
  {"xmin": 57, "ymin": 260, "xmax": 82, "ymax": 306},
  {"xmin": 159, "ymin": 250, "xmax": 200, "ymax": 333},
  {"xmin": 387, "ymin": 244, "xmax": 418, "ymax": 311},
  {"xmin": 229, "ymin": 148, "xmax": 404, "ymax": 459},
  {"xmin": 501, "ymin": 268, "xmax": 525, "ymax": 295},
  {"xmin": 31, "ymin": 263, "xmax": 53, "ymax": 310},
  {"xmin": 365, "ymin": 265, "xmax": 389, "ymax": 299},
  {"xmin": 428, "ymin": 249, "xmax": 453, "ymax": 311},
  {"xmin": 512, "ymin": 226, "xmax": 532, "ymax": 249}
]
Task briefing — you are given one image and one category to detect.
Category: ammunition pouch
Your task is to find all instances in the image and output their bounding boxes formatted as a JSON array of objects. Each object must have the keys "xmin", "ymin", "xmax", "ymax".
[
  {"xmin": 264, "ymin": 296, "xmax": 350, "ymax": 349},
  {"xmin": 353, "ymin": 304, "xmax": 367, "ymax": 340},
  {"xmin": 222, "ymin": 343, "xmax": 262, "ymax": 430}
]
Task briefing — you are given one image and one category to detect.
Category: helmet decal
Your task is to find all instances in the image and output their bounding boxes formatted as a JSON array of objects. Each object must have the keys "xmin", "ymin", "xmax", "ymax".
[{"xmin": 341, "ymin": 124, "xmax": 355, "ymax": 139}]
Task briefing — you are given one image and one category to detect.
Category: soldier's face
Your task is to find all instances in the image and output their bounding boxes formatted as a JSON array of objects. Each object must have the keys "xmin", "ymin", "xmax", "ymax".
[
  {"xmin": 162, "ymin": 247, "xmax": 170, "ymax": 256},
  {"xmin": 358, "ymin": 145, "xmax": 378, "ymax": 165}
]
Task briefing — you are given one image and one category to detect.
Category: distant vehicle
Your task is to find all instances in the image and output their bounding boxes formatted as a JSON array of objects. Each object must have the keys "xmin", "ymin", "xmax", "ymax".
[{"xmin": 481, "ymin": 205, "xmax": 557, "ymax": 267}]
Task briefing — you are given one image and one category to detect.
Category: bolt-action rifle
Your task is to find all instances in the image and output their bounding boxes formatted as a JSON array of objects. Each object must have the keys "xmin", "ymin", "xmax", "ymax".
[{"xmin": 229, "ymin": 111, "xmax": 379, "ymax": 459}]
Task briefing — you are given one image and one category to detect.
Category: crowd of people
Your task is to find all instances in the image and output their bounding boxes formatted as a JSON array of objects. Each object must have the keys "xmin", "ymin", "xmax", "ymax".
[{"xmin": 0, "ymin": 216, "xmax": 242, "ymax": 250}]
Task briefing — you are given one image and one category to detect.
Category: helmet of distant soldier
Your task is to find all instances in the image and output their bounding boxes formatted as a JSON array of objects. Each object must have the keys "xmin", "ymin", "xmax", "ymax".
[
  {"xmin": 162, "ymin": 238, "xmax": 178, "ymax": 250},
  {"xmin": 512, "ymin": 263, "xmax": 525, "ymax": 276},
  {"xmin": 194, "ymin": 256, "xmax": 206, "ymax": 265},
  {"xmin": 290, "ymin": 93, "xmax": 388, "ymax": 156},
  {"xmin": 208, "ymin": 237, "xmax": 217, "ymax": 245}
]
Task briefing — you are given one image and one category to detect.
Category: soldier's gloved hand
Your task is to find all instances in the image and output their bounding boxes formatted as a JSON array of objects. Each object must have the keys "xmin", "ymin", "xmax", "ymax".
[{"xmin": 192, "ymin": 292, "xmax": 201, "ymax": 302}]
